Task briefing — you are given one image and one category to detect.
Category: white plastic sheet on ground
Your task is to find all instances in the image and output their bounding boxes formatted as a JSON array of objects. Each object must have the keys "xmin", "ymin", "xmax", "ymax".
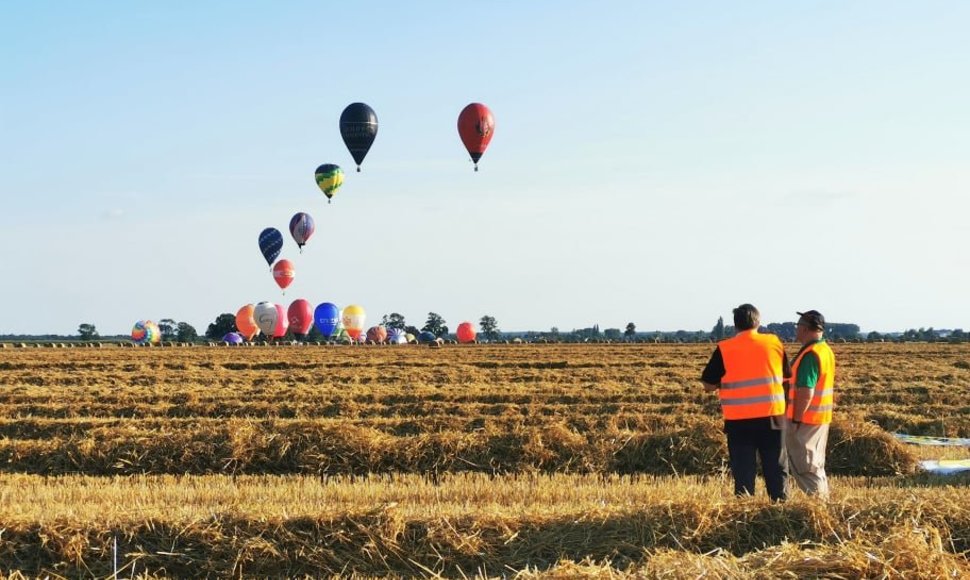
[
  {"xmin": 919, "ymin": 459, "xmax": 970, "ymax": 475},
  {"xmin": 893, "ymin": 433, "xmax": 970, "ymax": 447}
]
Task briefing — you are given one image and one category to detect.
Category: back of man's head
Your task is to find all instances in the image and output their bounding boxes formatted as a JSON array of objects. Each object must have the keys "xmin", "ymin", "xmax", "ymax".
[{"xmin": 733, "ymin": 304, "xmax": 760, "ymax": 331}]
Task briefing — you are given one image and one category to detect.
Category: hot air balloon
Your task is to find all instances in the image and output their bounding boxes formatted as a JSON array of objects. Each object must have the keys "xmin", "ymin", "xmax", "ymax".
[
  {"xmin": 342, "ymin": 304, "xmax": 366, "ymax": 341},
  {"xmin": 457, "ymin": 322, "xmax": 476, "ymax": 344},
  {"xmin": 145, "ymin": 321, "xmax": 161, "ymax": 344},
  {"xmin": 222, "ymin": 332, "xmax": 244, "ymax": 345},
  {"xmin": 254, "ymin": 302, "xmax": 278, "ymax": 338},
  {"xmin": 366, "ymin": 325, "xmax": 388, "ymax": 344},
  {"xmin": 314, "ymin": 302, "xmax": 341, "ymax": 337},
  {"xmin": 417, "ymin": 331, "xmax": 437, "ymax": 344},
  {"xmin": 458, "ymin": 103, "xmax": 495, "ymax": 171},
  {"xmin": 288, "ymin": 299, "xmax": 313, "ymax": 337},
  {"xmin": 236, "ymin": 304, "xmax": 259, "ymax": 341},
  {"xmin": 388, "ymin": 328, "xmax": 407, "ymax": 345},
  {"xmin": 273, "ymin": 303, "xmax": 290, "ymax": 339},
  {"xmin": 340, "ymin": 102, "xmax": 378, "ymax": 172},
  {"xmin": 405, "ymin": 333, "xmax": 416, "ymax": 344},
  {"xmin": 131, "ymin": 320, "xmax": 153, "ymax": 345},
  {"xmin": 258, "ymin": 228, "xmax": 284, "ymax": 267},
  {"xmin": 289, "ymin": 212, "xmax": 315, "ymax": 252},
  {"xmin": 315, "ymin": 164, "xmax": 344, "ymax": 203},
  {"xmin": 273, "ymin": 259, "xmax": 295, "ymax": 292}
]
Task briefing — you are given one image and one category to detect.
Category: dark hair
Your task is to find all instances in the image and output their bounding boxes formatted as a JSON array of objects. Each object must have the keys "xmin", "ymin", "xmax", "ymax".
[{"xmin": 733, "ymin": 304, "xmax": 760, "ymax": 331}]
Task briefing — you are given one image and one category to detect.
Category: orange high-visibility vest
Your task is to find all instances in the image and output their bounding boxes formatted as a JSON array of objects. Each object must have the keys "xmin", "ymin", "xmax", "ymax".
[
  {"xmin": 787, "ymin": 340, "xmax": 835, "ymax": 424},
  {"xmin": 717, "ymin": 330, "xmax": 786, "ymax": 420}
]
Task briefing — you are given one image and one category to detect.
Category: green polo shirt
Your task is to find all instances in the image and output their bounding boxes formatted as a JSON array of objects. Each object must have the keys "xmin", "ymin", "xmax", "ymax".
[{"xmin": 794, "ymin": 338, "xmax": 824, "ymax": 389}]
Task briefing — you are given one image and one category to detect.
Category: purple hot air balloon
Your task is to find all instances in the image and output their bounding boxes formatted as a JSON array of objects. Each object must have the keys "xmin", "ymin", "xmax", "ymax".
[
  {"xmin": 289, "ymin": 212, "xmax": 315, "ymax": 252},
  {"xmin": 222, "ymin": 332, "xmax": 244, "ymax": 345}
]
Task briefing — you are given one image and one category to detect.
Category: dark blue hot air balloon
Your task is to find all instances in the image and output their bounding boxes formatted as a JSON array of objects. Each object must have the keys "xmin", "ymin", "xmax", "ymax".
[
  {"xmin": 417, "ymin": 331, "xmax": 437, "ymax": 344},
  {"xmin": 258, "ymin": 227, "xmax": 284, "ymax": 267},
  {"xmin": 340, "ymin": 102, "xmax": 378, "ymax": 172},
  {"xmin": 314, "ymin": 302, "xmax": 341, "ymax": 337}
]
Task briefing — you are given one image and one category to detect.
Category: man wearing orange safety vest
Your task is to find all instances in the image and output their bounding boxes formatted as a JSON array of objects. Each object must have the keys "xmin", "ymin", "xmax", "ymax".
[
  {"xmin": 702, "ymin": 304, "xmax": 791, "ymax": 501},
  {"xmin": 785, "ymin": 310, "xmax": 835, "ymax": 498}
]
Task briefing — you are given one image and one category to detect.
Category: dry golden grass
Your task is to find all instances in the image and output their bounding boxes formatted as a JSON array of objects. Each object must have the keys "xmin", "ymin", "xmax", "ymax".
[
  {"xmin": 0, "ymin": 343, "xmax": 967, "ymax": 577},
  {"xmin": 0, "ymin": 473, "xmax": 968, "ymax": 577}
]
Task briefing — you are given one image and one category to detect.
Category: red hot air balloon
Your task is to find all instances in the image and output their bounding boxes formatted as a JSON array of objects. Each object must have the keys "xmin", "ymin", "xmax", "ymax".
[
  {"xmin": 288, "ymin": 299, "xmax": 314, "ymax": 337},
  {"xmin": 457, "ymin": 322, "xmax": 477, "ymax": 344},
  {"xmin": 272, "ymin": 259, "xmax": 295, "ymax": 291},
  {"xmin": 458, "ymin": 103, "xmax": 495, "ymax": 171},
  {"xmin": 273, "ymin": 303, "xmax": 289, "ymax": 338}
]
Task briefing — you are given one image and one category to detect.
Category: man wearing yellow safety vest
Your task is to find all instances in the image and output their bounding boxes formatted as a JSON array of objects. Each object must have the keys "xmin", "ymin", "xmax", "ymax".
[
  {"xmin": 785, "ymin": 310, "xmax": 834, "ymax": 497},
  {"xmin": 702, "ymin": 304, "xmax": 791, "ymax": 501}
]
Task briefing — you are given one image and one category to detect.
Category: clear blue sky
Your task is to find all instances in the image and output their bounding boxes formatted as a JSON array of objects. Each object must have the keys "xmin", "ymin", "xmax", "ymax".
[{"xmin": 2, "ymin": 1, "xmax": 968, "ymax": 335}]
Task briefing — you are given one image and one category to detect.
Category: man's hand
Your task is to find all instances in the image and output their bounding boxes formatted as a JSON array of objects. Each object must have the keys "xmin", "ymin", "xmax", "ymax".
[{"xmin": 703, "ymin": 382, "xmax": 719, "ymax": 392}]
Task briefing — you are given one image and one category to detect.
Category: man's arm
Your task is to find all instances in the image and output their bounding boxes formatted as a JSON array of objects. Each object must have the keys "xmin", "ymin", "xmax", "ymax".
[
  {"xmin": 791, "ymin": 352, "xmax": 820, "ymax": 421},
  {"xmin": 701, "ymin": 347, "xmax": 725, "ymax": 392}
]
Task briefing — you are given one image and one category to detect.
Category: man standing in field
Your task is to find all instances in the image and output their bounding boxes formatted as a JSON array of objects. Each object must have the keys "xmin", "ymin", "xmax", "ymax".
[
  {"xmin": 785, "ymin": 310, "xmax": 834, "ymax": 498},
  {"xmin": 702, "ymin": 304, "xmax": 790, "ymax": 501}
]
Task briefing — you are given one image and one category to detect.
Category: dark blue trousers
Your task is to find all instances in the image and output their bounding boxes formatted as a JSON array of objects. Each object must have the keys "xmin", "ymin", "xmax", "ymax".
[{"xmin": 725, "ymin": 417, "xmax": 787, "ymax": 501}]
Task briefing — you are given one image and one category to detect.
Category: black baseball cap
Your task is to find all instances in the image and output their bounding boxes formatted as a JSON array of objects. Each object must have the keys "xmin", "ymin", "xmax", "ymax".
[{"xmin": 797, "ymin": 310, "xmax": 825, "ymax": 330}]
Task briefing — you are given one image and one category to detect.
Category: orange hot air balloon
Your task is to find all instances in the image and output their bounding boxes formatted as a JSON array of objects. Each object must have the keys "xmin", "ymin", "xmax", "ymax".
[
  {"xmin": 272, "ymin": 259, "xmax": 295, "ymax": 291},
  {"xmin": 457, "ymin": 322, "xmax": 477, "ymax": 344},
  {"xmin": 235, "ymin": 304, "xmax": 259, "ymax": 340},
  {"xmin": 458, "ymin": 103, "xmax": 495, "ymax": 171}
]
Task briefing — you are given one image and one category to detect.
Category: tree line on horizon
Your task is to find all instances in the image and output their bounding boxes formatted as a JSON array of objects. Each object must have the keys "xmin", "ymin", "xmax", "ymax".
[{"xmin": 2, "ymin": 315, "xmax": 967, "ymax": 344}]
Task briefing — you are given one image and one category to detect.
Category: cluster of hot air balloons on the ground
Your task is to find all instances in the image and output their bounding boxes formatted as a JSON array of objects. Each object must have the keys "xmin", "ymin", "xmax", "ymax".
[{"xmin": 226, "ymin": 301, "xmax": 479, "ymax": 345}]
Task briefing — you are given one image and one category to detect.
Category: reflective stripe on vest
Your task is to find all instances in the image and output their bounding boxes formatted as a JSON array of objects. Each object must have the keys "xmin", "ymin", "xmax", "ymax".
[
  {"xmin": 786, "ymin": 340, "xmax": 835, "ymax": 425},
  {"xmin": 717, "ymin": 330, "xmax": 786, "ymax": 420}
]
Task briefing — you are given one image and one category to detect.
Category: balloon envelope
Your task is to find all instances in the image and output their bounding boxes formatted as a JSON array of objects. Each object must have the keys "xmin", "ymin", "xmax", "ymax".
[
  {"xmin": 340, "ymin": 103, "xmax": 378, "ymax": 171},
  {"xmin": 131, "ymin": 320, "xmax": 153, "ymax": 344},
  {"xmin": 458, "ymin": 103, "xmax": 495, "ymax": 170},
  {"xmin": 457, "ymin": 322, "xmax": 476, "ymax": 344},
  {"xmin": 366, "ymin": 326, "xmax": 388, "ymax": 343},
  {"xmin": 314, "ymin": 164, "xmax": 344, "ymax": 202},
  {"xmin": 289, "ymin": 213, "xmax": 315, "ymax": 249},
  {"xmin": 314, "ymin": 302, "xmax": 340, "ymax": 337},
  {"xmin": 273, "ymin": 259, "xmax": 295, "ymax": 290},
  {"xmin": 222, "ymin": 332, "xmax": 244, "ymax": 345},
  {"xmin": 254, "ymin": 302, "xmax": 278, "ymax": 337},
  {"xmin": 387, "ymin": 328, "xmax": 407, "ymax": 344},
  {"xmin": 342, "ymin": 304, "xmax": 366, "ymax": 340},
  {"xmin": 273, "ymin": 304, "xmax": 289, "ymax": 338},
  {"xmin": 258, "ymin": 228, "xmax": 284, "ymax": 266},
  {"xmin": 235, "ymin": 304, "xmax": 259, "ymax": 341},
  {"xmin": 418, "ymin": 331, "xmax": 437, "ymax": 344},
  {"xmin": 288, "ymin": 299, "xmax": 313, "ymax": 336}
]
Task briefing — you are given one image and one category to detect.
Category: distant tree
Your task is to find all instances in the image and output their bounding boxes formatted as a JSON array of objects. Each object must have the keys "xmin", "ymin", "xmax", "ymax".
[
  {"xmin": 422, "ymin": 312, "xmax": 448, "ymax": 337},
  {"xmin": 951, "ymin": 329, "xmax": 966, "ymax": 341},
  {"xmin": 712, "ymin": 317, "xmax": 725, "ymax": 341},
  {"xmin": 550, "ymin": 326, "xmax": 560, "ymax": 336},
  {"xmin": 158, "ymin": 318, "xmax": 178, "ymax": 342},
  {"xmin": 604, "ymin": 328, "xmax": 622, "ymax": 341},
  {"xmin": 624, "ymin": 322, "xmax": 636, "ymax": 340},
  {"xmin": 867, "ymin": 331, "xmax": 883, "ymax": 341},
  {"xmin": 403, "ymin": 325, "xmax": 421, "ymax": 338},
  {"xmin": 381, "ymin": 313, "xmax": 407, "ymax": 330},
  {"xmin": 480, "ymin": 315, "xmax": 500, "ymax": 341},
  {"xmin": 205, "ymin": 313, "xmax": 237, "ymax": 340},
  {"xmin": 77, "ymin": 323, "xmax": 99, "ymax": 341},
  {"xmin": 176, "ymin": 322, "xmax": 198, "ymax": 343}
]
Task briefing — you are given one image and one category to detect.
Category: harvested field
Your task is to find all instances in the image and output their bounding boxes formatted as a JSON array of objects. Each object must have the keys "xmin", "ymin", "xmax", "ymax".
[{"xmin": 0, "ymin": 343, "xmax": 967, "ymax": 576}]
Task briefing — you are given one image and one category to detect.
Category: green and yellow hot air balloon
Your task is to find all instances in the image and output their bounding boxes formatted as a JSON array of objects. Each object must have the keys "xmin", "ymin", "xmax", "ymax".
[{"xmin": 314, "ymin": 163, "xmax": 344, "ymax": 203}]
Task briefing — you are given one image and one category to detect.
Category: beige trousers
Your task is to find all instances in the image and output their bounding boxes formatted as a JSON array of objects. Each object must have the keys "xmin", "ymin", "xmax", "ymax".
[{"xmin": 784, "ymin": 422, "xmax": 830, "ymax": 498}]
